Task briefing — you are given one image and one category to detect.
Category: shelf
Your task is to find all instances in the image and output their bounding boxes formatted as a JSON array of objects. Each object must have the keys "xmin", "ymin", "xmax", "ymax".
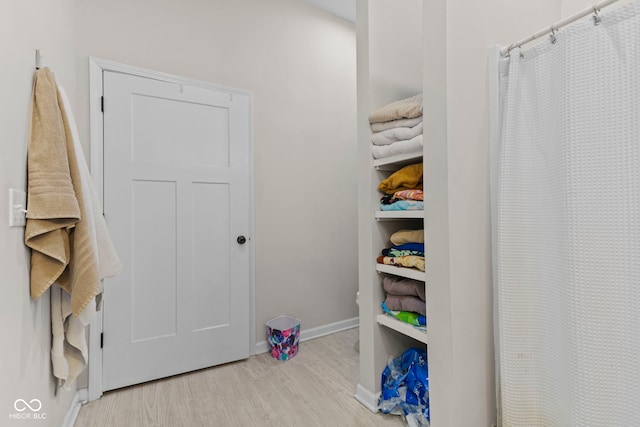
[
  {"xmin": 374, "ymin": 210, "xmax": 424, "ymax": 220},
  {"xmin": 373, "ymin": 151, "xmax": 423, "ymax": 171},
  {"xmin": 377, "ymin": 314, "xmax": 428, "ymax": 344},
  {"xmin": 376, "ymin": 263, "xmax": 426, "ymax": 282}
]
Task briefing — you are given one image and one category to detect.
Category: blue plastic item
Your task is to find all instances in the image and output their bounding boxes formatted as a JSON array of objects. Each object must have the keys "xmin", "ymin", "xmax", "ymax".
[{"xmin": 379, "ymin": 347, "xmax": 429, "ymax": 426}]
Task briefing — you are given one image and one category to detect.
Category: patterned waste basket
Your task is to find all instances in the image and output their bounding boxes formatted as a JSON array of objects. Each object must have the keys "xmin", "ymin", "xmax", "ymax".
[{"xmin": 266, "ymin": 316, "xmax": 301, "ymax": 361}]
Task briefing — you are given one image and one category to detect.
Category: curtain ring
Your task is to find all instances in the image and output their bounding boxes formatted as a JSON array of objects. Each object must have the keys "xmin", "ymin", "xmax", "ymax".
[
  {"xmin": 593, "ymin": 4, "xmax": 602, "ymax": 25},
  {"xmin": 549, "ymin": 26, "xmax": 557, "ymax": 44},
  {"xmin": 504, "ymin": 42, "xmax": 516, "ymax": 58}
]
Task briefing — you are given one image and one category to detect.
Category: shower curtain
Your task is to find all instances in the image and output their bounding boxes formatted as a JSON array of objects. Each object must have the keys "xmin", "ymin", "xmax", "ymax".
[{"xmin": 492, "ymin": 3, "xmax": 640, "ymax": 426}]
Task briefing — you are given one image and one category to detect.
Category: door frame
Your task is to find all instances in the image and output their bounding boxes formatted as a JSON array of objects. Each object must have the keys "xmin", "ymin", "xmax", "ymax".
[{"xmin": 87, "ymin": 57, "xmax": 256, "ymax": 401}]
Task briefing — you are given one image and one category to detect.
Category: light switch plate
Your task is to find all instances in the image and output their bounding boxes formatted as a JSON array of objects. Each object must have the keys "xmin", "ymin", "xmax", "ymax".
[{"xmin": 9, "ymin": 188, "xmax": 27, "ymax": 227}]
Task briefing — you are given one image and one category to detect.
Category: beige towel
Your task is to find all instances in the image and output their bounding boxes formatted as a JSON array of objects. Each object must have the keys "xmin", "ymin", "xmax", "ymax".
[
  {"xmin": 57, "ymin": 84, "xmax": 103, "ymax": 316},
  {"xmin": 368, "ymin": 94, "xmax": 423, "ymax": 124},
  {"xmin": 390, "ymin": 229, "xmax": 425, "ymax": 245},
  {"xmin": 25, "ymin": 68, "xmax": 81, "ymax": 299},
  {"xmin": 370, "ymin": 116, "xmax": 423, "ymax": 133},
  {"xmin": 50, "ymin": 87, "xmax": 121, "ymax": 389}
]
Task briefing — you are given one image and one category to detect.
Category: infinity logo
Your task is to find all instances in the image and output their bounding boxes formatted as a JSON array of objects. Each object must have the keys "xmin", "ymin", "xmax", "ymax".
[{"xmin": 13, "ymin": 399, "xmax": 42, "ymax": 412}]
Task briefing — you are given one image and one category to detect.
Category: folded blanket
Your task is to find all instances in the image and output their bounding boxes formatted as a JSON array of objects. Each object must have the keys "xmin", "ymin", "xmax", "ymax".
[
  {"xmin": 383, "ymin": 276, "xmax": 426, "ymax": 301},
  {"xmin": 380, "ymin": 194, "xmax": 401, "ymax": 205},
  {"xmin": 385, "ymin": 294, "xmax": 427, "ymax": 316},
  {"xmin": 369, "ymin": 94, "xmax": 423, "ymax": 124},
  {"xmin": 393, "ymin": 189, "xmax": 423, "ymax": 201},
  {"xmin": 380, "ymin": 200, "xmax": 424, "ymax": 211},
  {"xmin": 372, "ymin": 122, "xmax": 423, "ymax": 146},
  {"xmin": 377, "ymin": 255, "xmax": 425, "ymax": 271},
  {"xmin": 370, "ymin": 116, "xmax": 423, "ymax": 133},
  {"xmin": 378, "ymin": 163, "xmax": 423, "ymax": 194},
  {"xmin": 392, "ymin": 242, "xmax": 424, "ymax": 252},
  {"xmin": 381, "ymin": 301, "xmax": 426, "ymax": 327},
  {"xmin": 25, "ymin": 68, "xmax": 81, "ymax": 300},
  {"xmin": 390, "ymin": 229, "xmax": 424, "ymax": 245},
  {"xmin": 372, "ymin": 134, "xmax": 423, "ymax": 160},
  {"xmin": 382, "ymin": 248, "xmax": 424, "ymax": 258}
]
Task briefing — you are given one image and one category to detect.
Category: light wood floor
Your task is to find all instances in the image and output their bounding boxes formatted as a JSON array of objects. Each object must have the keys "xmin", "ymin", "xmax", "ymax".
[{"xmin": 75, "ymin": 328, "xmax": 402, "ymax": 427}]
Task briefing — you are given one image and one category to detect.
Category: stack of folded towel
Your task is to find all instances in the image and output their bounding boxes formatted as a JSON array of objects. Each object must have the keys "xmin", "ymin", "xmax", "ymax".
[
  {"xmin": 368, "ymin": 94, "xmax": 423, "ymax": 159},
  {"xmin": 381, "ymin": 276, "xmax": 427, "ymax": 326},
  {"xmin": 377, "ymin": 229, "xmax": 426, "ymax": 272},
  {"xmin": 379, "ymin": 228, "xmax": 427, "ymax": 327},
  {"xmin": 378, "ymin": 163, "xmax": 424, "ymax": 211}
]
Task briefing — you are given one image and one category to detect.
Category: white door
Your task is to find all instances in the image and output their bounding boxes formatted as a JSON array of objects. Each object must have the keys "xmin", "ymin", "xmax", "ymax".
[{"xmin": 102, "ymin": 71, "xmax": 252, "ymax": 391}]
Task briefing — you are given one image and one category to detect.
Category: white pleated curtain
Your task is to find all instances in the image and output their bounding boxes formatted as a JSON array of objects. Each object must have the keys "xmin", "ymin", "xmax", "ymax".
[{"xmin": 493, "ymin": 3, "xmax": 640, "ymax": 426}]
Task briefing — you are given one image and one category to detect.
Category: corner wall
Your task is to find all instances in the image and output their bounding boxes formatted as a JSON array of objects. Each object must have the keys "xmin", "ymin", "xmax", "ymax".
[
  {"xmin": 0, "ymin": 2, "xmax": 79, "ymax": 426},
  {"xmin": 356, "ymin": 0, "xmax": 424, "ymax": 402}
]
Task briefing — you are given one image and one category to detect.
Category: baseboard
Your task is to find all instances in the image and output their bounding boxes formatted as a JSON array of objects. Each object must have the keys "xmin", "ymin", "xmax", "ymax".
[
  {"xmin": 254, "ymin": 317, "xmax": 359, "ymax": 355},
  {"xmin": 60, "ymin": 388, "xmax": 88, "ymax": 427},
  {"xmin": 354, "ymin": 383, "xmax": 379, "ymax": 413}
]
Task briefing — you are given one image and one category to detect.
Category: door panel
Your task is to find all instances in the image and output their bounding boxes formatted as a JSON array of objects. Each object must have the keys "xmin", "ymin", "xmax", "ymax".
[
  {"xmin": 131, "ymin": 179, "xmax": 178, "ymax": 342},
  {"xmin": 102, "ymin": 71, "xmax": 251, "ymax": 391},
  {"xmin": 191, "ymin": 182, "xmax": 231, "ymax": 331}
]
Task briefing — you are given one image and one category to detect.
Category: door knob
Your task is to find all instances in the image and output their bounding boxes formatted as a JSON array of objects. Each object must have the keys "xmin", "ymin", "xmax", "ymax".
[{"xmin": 237, "ymin": 235, "xmax": 247, "ymax": 244}]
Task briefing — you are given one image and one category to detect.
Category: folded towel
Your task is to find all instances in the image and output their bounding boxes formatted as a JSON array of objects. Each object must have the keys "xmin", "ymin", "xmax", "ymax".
[
  {"xmin": 381, "ymin": 301, "xmax": 426, "ymax": 326},
  {"xmin": 371, "ymin": 134, "xmax": 423, "ymax": 160},
  {"xmin": 390, "ymin": 229, "xmax": 424, "ymax": 245},
  {"xmin": 372, "ymin": 122, "xmax": 423, "ymax": 146},
  {"xmin": 392, "ymin": 242, "xmax": 424, "ymax": 252},
  {"xmin": 25, "ymin": 68, "xmax": 81, "ymax": 300},
  {"xmin": 377, "ymin": 255, "xmax": 425, "ymax": 271},
  {"xmin": 370, "ymin": 116, "xmax": 423, "ymax": 133},
  {"xmin": 378, "ymin": 163, "xmax": 423, "ymax": 195},
  {"xmin": 382, "ymin": 248, "xmax": 424, "ymax": 258},
  {"xmin": 385, "ymin": 294, "xmax": 427, "ymax": 316},
  {"xmin": 368, "ymin": 94, "xmax": 423, "ymax": 124},
  {"xmin": 393, "ymin": 189, "xmax": 423, "ymax": 201},
  {"xmin": 380, "ymin": 200, "xmax": 424, "ymax": 211},
  {"xmin": 383, "ymin": 276, "xmax": 426, "ymax": 301}
]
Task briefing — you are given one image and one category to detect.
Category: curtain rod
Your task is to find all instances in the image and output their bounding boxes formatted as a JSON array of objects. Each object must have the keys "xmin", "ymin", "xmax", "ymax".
[{"xmin": 501, "ymin": 0, "xmax": 620, "ymax": 56}]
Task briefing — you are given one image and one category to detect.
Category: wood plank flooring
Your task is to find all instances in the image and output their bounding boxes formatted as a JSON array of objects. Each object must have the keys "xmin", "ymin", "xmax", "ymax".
[{"xmin": 74, "ymin": 328, "xmax": 403, "ymax": 427}]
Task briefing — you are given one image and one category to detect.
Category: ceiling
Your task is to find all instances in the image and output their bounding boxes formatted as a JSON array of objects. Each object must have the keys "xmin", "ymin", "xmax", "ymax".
[{"xmin": 300, "ymin": 0, "xmax": 355, "ymax": 22}]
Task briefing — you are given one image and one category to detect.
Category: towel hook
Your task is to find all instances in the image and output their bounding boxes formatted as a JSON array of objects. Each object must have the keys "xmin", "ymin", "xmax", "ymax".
[
  {"xmin": 549, "ymin": 26, "xmax": 557, "ymax": 44},
  {"xmin": 35, "ymin": 49, "xmax": 41, "ymax": 70},
  {"xmin": 593, "ymin": 4, "xmax": 602, "ymax": 25}
]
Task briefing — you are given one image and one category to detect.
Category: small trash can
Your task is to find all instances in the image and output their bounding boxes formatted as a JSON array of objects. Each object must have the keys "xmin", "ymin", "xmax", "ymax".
[{"xmin": 266, "ymin": 316, "xmax": 301, "ymax": 361}]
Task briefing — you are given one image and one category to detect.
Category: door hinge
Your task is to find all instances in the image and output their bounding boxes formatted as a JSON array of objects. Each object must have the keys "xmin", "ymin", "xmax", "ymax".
[
  {"xmin": 101, "ymin": 96, "xmax": 104, "ymax": 113},
  {"xmin": 100, "ymin": 332, "xmax": 104, "ymax": 348}
]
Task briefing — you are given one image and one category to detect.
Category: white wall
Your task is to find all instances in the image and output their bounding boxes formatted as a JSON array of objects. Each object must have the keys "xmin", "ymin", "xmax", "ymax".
[
  {"xmin": 423, "ymin": 0, "xmax": 561, "ymax": 425},
  {"xmin": 76, "ymin": 0, "xmax": 358, "ymax": 341},
  {"xmin": 72, "ymin": 0, "xmax": 357, "ymax": 341},
  {"xmin": 1, "ymin": 0, "xmax": 356, "ymax": 423},
  {"xmin": 0, "ymin": 2, "xmax": 80, "ymax": 426}
]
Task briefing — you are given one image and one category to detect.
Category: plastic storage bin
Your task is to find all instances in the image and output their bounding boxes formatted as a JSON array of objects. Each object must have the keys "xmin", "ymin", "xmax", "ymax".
[{"xmin": 266, "ymin": 316, "xmax": 301, "ymax": 361}]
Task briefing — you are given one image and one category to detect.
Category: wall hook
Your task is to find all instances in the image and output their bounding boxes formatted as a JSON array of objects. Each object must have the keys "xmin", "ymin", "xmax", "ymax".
[{"xmin": 35, "ymin": 49, "xmax": 41, "ymax": 70}]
